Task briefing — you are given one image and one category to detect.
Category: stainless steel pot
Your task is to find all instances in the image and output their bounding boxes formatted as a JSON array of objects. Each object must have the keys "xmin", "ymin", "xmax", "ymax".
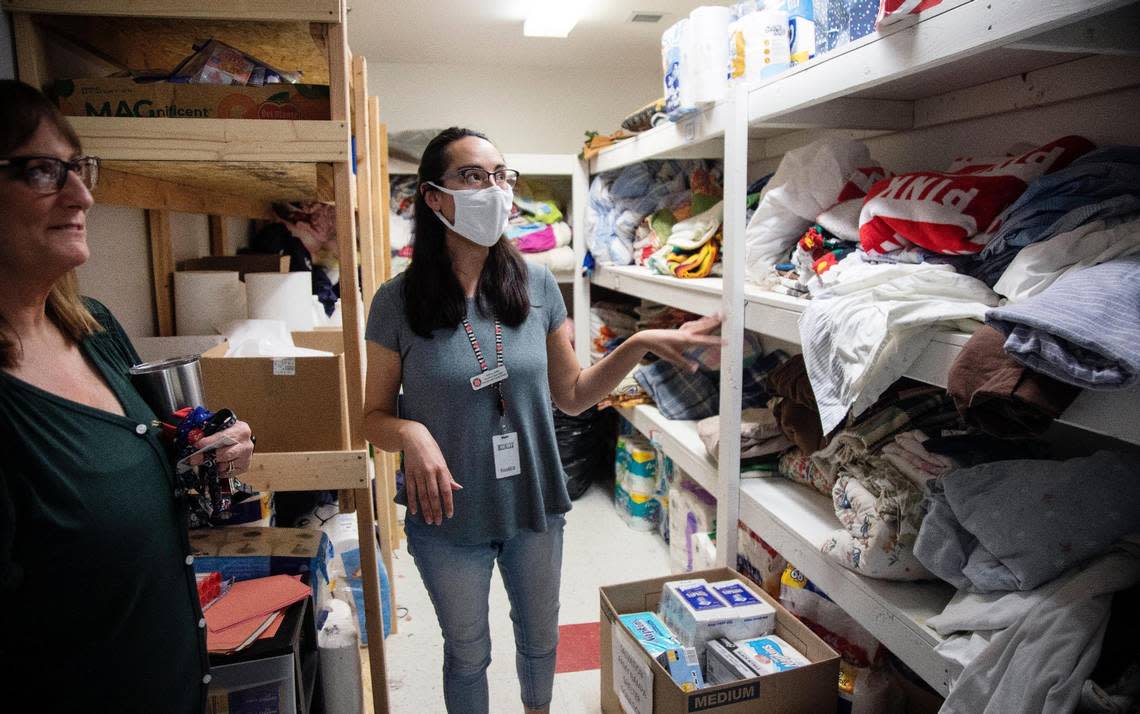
[{"xmin": 129, "ymin": 354, "xmax": 205, "ymax": 419}]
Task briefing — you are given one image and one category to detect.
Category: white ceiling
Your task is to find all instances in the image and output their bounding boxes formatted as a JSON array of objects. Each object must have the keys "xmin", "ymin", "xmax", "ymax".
[{"xmin": 347, "ymin": 0, "xmax": 709, "ymax": 71}]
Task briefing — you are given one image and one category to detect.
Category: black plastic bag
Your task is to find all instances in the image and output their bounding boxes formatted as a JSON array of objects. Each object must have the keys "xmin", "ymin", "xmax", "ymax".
[{"xmin": 554, "ymin": 403, "xmax": 617, "ymax": 500}]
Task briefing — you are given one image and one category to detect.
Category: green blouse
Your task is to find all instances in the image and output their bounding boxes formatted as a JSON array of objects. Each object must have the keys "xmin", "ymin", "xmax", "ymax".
[{"xmin": 0, "ymin": 299, "xmax": 207, "ymax": 712}]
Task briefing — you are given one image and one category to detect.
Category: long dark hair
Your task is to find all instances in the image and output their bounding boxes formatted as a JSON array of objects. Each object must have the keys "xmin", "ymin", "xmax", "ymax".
[
  {"xmin": 404, "ymin": 127, "xmax": 529, "ymax": 338},
  {"xmin": 0, "ymin": 80, "xmax": 101, "ymax": 368}
]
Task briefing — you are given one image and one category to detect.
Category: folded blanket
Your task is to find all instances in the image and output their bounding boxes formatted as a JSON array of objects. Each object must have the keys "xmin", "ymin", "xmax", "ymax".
[
  {"xmin": 811, "ymin": 388, "xmax": 953, "ymax": 492},
  {"xmin": 765, "ymin": 355, "xmax": 826, "ymax": 455},
  {"xmin": 821, "ymin": 455, "xmax": 933, "ymax": 581},
  {"xmin": 777, "ymin": 448, "xmax": 830, "ymax": 496},
  {"xmin": 800, "ymin": 259, "xmax": 998, "ymax": 432},
  {"xmin": 697, "ymin": 409, "xmax": 791, "ymax": 462},
  {"xmin": 914, "ymin": 450, "xmax": 1140, "ymax": 592},
  {"xmin": 948, "ymin": 324, "xmax": 1080, "ymax": 436},
  {"xmin": 987, "ymin": 256, "xmax": 1140, "ymax": 390},
  {"xmin": 880, "ymin": 429, "xmax": 957, "ymax": 488},
  {"xmin": 634, "ymin": 360, "xmax": 719, "ymax": 420}
]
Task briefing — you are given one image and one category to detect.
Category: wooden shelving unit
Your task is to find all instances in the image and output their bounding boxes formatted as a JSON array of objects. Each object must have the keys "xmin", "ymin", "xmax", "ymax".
[{"xmin": 3, "ymin": 1, "xmax": 393, "ymax": 710}]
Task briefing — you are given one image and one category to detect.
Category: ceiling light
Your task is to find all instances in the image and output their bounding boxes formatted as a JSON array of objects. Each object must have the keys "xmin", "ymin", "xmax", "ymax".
[{"xmin": 523, "ymin": 1, "xmax": 580, "ymax": 38}]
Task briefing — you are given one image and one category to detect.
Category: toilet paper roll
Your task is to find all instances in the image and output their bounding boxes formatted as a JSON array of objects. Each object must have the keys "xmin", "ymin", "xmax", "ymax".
[
  {"xmin": 688, "ymin": 5, "xmax": 732, "ymax": 104},
  {"xmin": 174, "ymin": 271, "xmax": 247, "ymax": 336},
  {"xmin": 318, "ymin": 598, "xmax": 364, "ymax": 714},
  {"xmin": 245, "ymin": 272, "xmax": 315, "ymax": 332}
]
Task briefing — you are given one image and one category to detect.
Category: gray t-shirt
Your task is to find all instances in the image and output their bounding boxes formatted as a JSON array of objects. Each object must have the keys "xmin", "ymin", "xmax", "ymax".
[{"xmin": 365, "ymin": 266, "xmax": 572, "ymax": 544}]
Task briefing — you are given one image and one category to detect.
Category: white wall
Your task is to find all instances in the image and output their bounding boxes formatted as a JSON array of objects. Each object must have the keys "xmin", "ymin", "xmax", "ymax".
[
  {"xmin": 78, "ymin": 209, "xmax": 249, "ymax": 337},
  {"xmin": 369, "ymin": 61, "xmax": 661, "ymax": 154}
]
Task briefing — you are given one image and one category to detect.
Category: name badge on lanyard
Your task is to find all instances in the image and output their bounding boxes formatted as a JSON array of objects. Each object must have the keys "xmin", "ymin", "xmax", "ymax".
[
  {"xmin": 470, "ymin": 364, "xmax": 508, "ymax": 391},
  {"xmin": 462, "ymin": 314, "xmax": 521, "ymax": 479}
]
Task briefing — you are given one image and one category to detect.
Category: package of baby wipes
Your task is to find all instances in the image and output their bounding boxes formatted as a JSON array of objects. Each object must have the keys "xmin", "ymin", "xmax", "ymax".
[
  {"xmin": 619, "ymin": 611, "xmax": 684, "ymax": 657},
  {"xmin": 735, "ymin": 634, "xmax": 811, "ymax": 674}
]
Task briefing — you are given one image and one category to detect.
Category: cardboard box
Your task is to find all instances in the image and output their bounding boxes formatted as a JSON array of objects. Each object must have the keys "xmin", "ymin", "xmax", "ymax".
[
  {"xmin": 601, "ymin": 567, "xmax": 839, "ymax": 714},
  {"xmin": 177, "ymin": 255, "xmax": 291, "ymax": 279},
  {"xmin": 200, "ymin": 331, "xmax": 349, "ymax": 453},
  {"xmin": 51, "ymin": 78, "xmax": 330, "ymax": 120},
  {"xmin": 189, "ymin": 526, "xmax": 332, "ymax": 590}
]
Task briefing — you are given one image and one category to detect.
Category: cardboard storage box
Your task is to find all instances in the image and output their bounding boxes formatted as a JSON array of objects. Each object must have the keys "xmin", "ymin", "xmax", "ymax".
[
  {"xmin": 51, "ymin": 78, "xmax": 330, "ymax": 120},
  {"xmin": 190, "ymin": 526, "xmax": 332, "ymax": 602},
  {"xmin": 601, "ymin": 567, "xmax": 839, "ymax": 714},
  {"xmin": 200, "ymin": 331, "xmax": 349, "ymax": 453}
]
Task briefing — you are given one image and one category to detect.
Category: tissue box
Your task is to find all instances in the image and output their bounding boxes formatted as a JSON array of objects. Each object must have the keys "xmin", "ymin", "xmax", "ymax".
[
  {"xmin": 200, "ymin": 331, "xmax": 349, "ymax": 453},
  {"xmin": 601, "ymin": 567, "xmax": 839, "ymax": 713},
  {"xmin": 656, "ymin": 646, "xmax": 705, "ymax": 692}
]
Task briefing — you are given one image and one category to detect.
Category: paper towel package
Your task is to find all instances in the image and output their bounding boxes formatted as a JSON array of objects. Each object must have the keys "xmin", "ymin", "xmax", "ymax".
[
  {"xmin": 736, "ymin": 635, "xmax": 812, "ymax": 675},
  {"xmin": 246, "ymin": 272, "xmax": 315, "ymax": 332},
  {"xmin": 174, "ymin": 270, "xmax": 247, "ymax": 336},
  {"xmin": 688, "ymin": 5, "xmax": 731, "ymax": 104}
]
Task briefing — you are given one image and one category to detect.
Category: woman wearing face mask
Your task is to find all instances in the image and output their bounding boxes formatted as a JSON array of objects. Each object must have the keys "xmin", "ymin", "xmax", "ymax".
[
  {"xmin": 0, "ymin": 80, "xmax": 255, "ymax": 711},
  {"xmin": 364, "ymin": 127, "xmax": 720, "ymax": 714}
]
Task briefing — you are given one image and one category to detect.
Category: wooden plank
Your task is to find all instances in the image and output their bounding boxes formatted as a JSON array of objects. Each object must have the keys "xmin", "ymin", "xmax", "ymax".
[
  {"xmin": 94, "ymin": 168, "xmax": 275, "ymax": 220},
  {"xmin": 242, "ymin": 450, "xmax": 368, "ymax": 491},
  {"xmin": 11, "ymin": 12, "xmax": 47, "ymax": 87},
  {"xmin": 146, "ymin": 209, "xmax": 174, "ymax": 337},
  {"xmin": 329, "ymin": 16, "xmax": 389, "ymax": 714},
  {"xmin": 914, "ymin": 54, "xmax": 1140, "ymax": 128},
  {"xmin": 370, "ymin": 455, "xmax": 399, "ymax": 635},
  {"xmin": 208, "ymin": 215, "xmax": 228, "ymax": 256},
  {"xmin": 68, "ymin": 117, "xmax": 349, "ymax": 162},
  {"xmin": 371, "ymin": 103, "xmax": 392, "ymax": 285},
  {"xmin": 353, "ymin": 55, "xmax": 378, "ymax": 309},
  {"xmin": 1, "ymin": 0, "xmax": 342, "ymax": 23}
]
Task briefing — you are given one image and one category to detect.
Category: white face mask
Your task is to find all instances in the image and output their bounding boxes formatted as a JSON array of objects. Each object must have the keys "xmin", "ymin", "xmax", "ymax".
[{"xmin": 427, "ymin": 182, "xmax": 513, "ymax": 247}]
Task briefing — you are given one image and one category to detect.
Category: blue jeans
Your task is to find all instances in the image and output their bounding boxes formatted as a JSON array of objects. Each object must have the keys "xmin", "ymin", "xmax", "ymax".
[{"xmin": 405, "ymin": 516, "xmax": 565, "ymax": 713}]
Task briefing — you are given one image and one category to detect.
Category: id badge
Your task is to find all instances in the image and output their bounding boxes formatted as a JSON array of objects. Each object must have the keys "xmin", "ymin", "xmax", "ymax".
[
  {"xmin": 492, "ymin": 432, "xmax": 522, "ymax": 478},
  {"xmin": 471, "ymin": 365, "xmax": 509, "ymax": 391}
]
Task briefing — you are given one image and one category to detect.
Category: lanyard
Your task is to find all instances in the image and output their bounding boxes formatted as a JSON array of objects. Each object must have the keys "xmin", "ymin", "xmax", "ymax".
[{"xmin": 461, "ymin": 315, "xmax": 506, "ymax": 417}]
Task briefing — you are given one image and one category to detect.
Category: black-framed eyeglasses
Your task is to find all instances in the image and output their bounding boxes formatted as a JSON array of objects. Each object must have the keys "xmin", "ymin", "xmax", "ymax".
[
  {"xmin": 437, "ymin": 167, "xmax": 520, "ymax": 189},
  {"xmin": 0, "ymin": 155, "xmax": 100, "ymax": 194}
]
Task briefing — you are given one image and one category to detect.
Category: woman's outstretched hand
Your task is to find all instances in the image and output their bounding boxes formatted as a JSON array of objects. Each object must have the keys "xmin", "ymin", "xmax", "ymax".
[{"xmin": 632, "ymin": 313, "xmax": 723, "ymax": 372}]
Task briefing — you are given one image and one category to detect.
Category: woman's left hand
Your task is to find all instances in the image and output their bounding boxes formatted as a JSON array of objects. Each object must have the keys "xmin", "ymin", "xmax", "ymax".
[
  {"xmin": 188, "ymin": 420, "xmax": 255, "ymax": 476},
  {"xmin": 634, "ymin": 313, "xmax": 723, "ymax": 372}
]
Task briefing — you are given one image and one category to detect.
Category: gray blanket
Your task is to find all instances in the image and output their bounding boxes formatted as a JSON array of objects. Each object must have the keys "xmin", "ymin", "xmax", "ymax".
[
  {"xmin": 914, "ymin": 450, "xmax": 1140, "ymax": 593},
  {"xmin": 987, "ymin": 256, "xmax": 1140, "ymax": 390}
]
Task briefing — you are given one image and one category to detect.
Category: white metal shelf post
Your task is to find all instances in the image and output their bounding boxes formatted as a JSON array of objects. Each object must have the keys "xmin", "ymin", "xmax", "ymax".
[
  {"xmin": 714, "ymin": 84, "xmax": 750, "ymax": 568},
  {"xmin": 573, "ymin": 157, "xmax": 592, "ymax": 368}
]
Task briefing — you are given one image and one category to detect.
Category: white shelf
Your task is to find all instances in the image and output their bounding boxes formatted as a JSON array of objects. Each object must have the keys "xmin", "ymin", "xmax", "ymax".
[
  {"xmin": 740, "ymin": 477, "xmax": 955, "ymax": 694},
  {"xmin": 585, "ymin": 0, "xmax": 1131, "ymax": 174},
  {"xmin": 591, "ymin": 264, "xmax": 723, "ymax": 316},
  {"xmin": 615, "ymin": 404, "xmax": 718, "ymax": 495},
  {"xmin": 589, "ymin": 102, "xmax": 730, "ymax": 174},
  {"xmin": 593, "ymin": 265, "xmax": 1140, "ymax": 446}
]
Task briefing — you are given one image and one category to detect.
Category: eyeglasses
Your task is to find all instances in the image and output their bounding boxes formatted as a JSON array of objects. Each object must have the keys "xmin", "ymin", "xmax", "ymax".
[
  {"xmin": 437, "ymin": 167, "xmax": 520, "ymax": 189},
  {"xmin": 0, "ymin": 155, "xmax": 100, "ymax": 194}
]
